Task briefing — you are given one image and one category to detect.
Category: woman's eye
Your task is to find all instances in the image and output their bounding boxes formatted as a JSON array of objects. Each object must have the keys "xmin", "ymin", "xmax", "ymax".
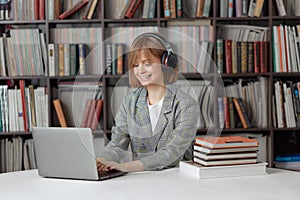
[
  {"xmin": 144, "ymin": 62, "xmax": 152, "ymax": 67},
  {"xmin": 133, "ymin": 64, "xmax": 139, "ymax": 68}
]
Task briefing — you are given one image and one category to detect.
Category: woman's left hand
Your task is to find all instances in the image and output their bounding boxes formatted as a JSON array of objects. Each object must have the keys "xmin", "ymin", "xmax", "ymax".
[{"xmin": 106, "ymin": 161, "xmax": 129, "ymax": 172}]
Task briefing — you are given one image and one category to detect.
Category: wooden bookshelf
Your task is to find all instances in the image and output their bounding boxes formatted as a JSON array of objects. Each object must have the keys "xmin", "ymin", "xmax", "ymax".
[{"xmin": 1, "ymin": 0, "xmax": 300, "ymax": 173}]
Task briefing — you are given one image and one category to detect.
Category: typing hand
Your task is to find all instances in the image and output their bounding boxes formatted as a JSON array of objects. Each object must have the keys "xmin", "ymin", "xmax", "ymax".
[{"xmin": 96, "ymin": 158, "xmax": 111, "ymax": 172}]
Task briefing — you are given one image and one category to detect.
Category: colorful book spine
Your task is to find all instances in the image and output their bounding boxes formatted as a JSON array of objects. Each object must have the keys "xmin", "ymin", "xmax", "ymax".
[{"xmin": 78, "ymin": 43, "xmax": 86, "ymax": 75}]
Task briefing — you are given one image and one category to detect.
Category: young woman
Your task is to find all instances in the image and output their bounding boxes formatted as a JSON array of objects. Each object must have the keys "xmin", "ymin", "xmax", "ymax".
[{"xmin": 97, "ymin": 33, "xmax": 199, "ymax": 172}]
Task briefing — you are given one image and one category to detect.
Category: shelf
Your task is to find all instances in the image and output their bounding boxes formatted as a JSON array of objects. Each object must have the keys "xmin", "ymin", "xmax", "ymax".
[
  {"xmin": 0, "ymin": 20, "xmax": 46, "ymax": 25},
  {"xmin": 221, "ymin": 73, "xmax": 271, "ymax": 78},
  {"xmin": 216, "ymin": 17, "xmax": 270, "ymax": 21}
]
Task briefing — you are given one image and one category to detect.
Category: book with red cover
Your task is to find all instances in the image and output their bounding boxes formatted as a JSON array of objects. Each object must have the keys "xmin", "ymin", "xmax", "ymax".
[
  {"xmin": 86, "ymin": 99, "xmax": 97, "ymax": 128},
  {"xmin": 59, "ymin": 0, "xmax": 89, "ymax": 19},
  {"xmin": 254, "ymin": 41, "xmax": 260, "ymax": 73},
  {"xmin": 123, "ymin": 0, "xmax": 143, "ymax": 19},
  {"xmin": 225, "ymin": 39, "xmax": 232, "ymax": 73},
  {"xmin": 260, "ymin": 41, "xmax": 268, "ymax": 73},
  {"xmin": 91, "ymin": 99, "xmax": 103, "ymax": 130},
  {"xmin": 19, "ymin": 80, "xmax": 28, "ymax": 132},
  {"xmin": 195, "ymin": 136, "xmax": 258, "ymax": 149},
  {"xmin": 81, "ymin": 99, "xmax": 92, "ymax": 127}
]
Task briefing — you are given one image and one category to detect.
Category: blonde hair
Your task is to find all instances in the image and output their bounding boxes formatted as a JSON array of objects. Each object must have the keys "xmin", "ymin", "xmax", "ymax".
[{"xmin": 128, "ymin": 34, "xmax": 178, "ymax": 88}]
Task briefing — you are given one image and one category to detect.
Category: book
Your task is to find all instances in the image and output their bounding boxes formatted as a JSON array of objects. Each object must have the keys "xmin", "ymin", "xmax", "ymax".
[
  {"xmin": 194, "ymin": 156, "xmax": 257, "ymax": 166},
  {"xmin": 194, "ymin": 150, "xmax": 257, "ymax": 160},
  {"xmin": 233, "ymin": 97, "xmax": 251, "ymax": 128},
  {"xmin": 81, "ymin": 99, "xmax": 92, "ymax": 127},
  {"xmin": 195, "ymin": 136, "xmax": 258, "ymax": 149},
  {"xmin": 179, "ymin": 161, "xmax": 267, "ymax": 179},
  {"xmin": 53, "ymin": 99, "xmax": 67, "ymax": 127},
  {"xmin": 194, "ymin": 143, "xmax": 259, "ymax": 154},
  {"xmin": 81, "ymin": 0, "xmax": 94, "ymax": 19},
  {"xmin": 87, "ymin": 0, "xmax": 100, "ymax": 20},
  {"xmin": 59, "ymin": 0, "xmax": 89, "ymax": 19},
  {"xmin": 91, "ymin": 99, "xmax": 103, "ymax": 130}
]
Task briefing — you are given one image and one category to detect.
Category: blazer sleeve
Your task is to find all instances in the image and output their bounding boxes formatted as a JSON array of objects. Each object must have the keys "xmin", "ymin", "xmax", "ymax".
[
  {"xmin": 98, "ymin": 98, "xmax": 130, "ymax": 163},
  {"xmin": 140, "ymin": 98, "xmax": 199, "ymax": 170}
]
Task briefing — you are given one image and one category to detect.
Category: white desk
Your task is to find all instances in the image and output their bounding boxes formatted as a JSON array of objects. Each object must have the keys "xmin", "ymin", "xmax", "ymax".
[{"xmin": 0, "ymin": 168, "xmax": 299, "ymax": 200}]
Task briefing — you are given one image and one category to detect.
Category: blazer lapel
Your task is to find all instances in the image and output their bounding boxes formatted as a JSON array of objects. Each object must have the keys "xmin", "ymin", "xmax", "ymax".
[{"xmin": 153, "ymin": 84, "xmax": 175, "ymax": 139}]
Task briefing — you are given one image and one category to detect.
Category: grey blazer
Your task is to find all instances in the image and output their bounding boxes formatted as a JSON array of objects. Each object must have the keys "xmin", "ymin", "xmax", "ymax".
[{"xmin": 99, "ymin": 84, "xmax": 199, "ymax": 170}]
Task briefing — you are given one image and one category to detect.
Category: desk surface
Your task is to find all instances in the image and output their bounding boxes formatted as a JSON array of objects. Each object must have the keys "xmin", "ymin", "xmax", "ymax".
[{"xmin": 0, "ymin": 168, "xmax": 299, "ymax": 200}]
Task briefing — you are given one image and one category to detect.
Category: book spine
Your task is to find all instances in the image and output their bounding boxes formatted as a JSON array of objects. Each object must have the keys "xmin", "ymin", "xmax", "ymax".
[
  {"xmin": 124, "ymin": 0, "xmax": 143, "ymax": 19},
  {"xmin": 59, "ymin": 0, "xmax": 89, "ymax": 19},
  {"xmin": 91, "ymin": 99, "xmax": 103, "ymax": 130},
  {"xmin": 247, "ymin": 41, "xmax": 254, "ymax": 73},
  {"xmin": 233, "ymin": 98, "xmax": 250, "ymax": 128},
  {"xmin": 81, "ymin": 0, "xmax": 94, "ymax": 19},
  {"xmin": 248, "ymin": 0, "xmax": 256, "ymax": 17},
  {"xmin": 228, "ymin": 0, "xmax": 234, "ymax": 17},
  {"xmin": 48, "ymin": 43, "xmax": 55, "ymax": 76},
  {"xmin": 242, "ymin": 0, "xmax": 248, "ymax": 16},
  {"xmin": 196, "ymin": 0, "xmax": 205, "ymax": 17},
  {"xmin": 236, "ymin": 41, "xmax": 242, "ymax": 73},
  {"xmin": 223, "ymin": 97, "xmax": 230, "ymax": 129},
  {"xmin": 228, "ymin": 97, "xmax": 235, "ymax": 128},
  {"xmin": 176, "ymin": 0, "xmax": 182, "ymax": 18},
  {"xmin": 34, "ymin": 0, "xmax": 40, "ymax": 20},
  {"xmin": 142, "ymin": 0, "xmax": 150, "ymax": 18},
  {"xmin": 39, "ymin": 0, "xmax": 45, "ymax": 20},
  {"xmin": 169, "ymin": 0, "xmax": 176, "ymax": 18},
  {"xmin": 53, "ymin": 99, "xmax": 67, "ymax": 127},
  {"xmin": 148, "ymin": 0, "xmax": 156, "ymax": 18},
  {"xmin": 106, "ymin": 43, "xmax": 112, "ymax": 75},
  {"xmin": 117, "ymin": 44, "xmax": 125, "ymax": 75},
  {"xmin": 275, "ymin": 0, "xmax": 287, "ymax": 16},
  {"xmin": 216, "ymin": 39, "xmax": 223, "ymax": 73},
  {"xmin": 69, "ymin": 44, "xmax": 78, "ymax": 76},
  {"xmin": 81, "ymin": 99, "xmax": 92, "ymax": 127},
  {"xmin": 58, "ymin": 44, "xmax": 64, "ymax": 76},
  {"xmin": 225, "ymin": 39, "xmax": 232, "ymax": 73},
  {"xmin": 163, "ymin": 0, "xmax": 171, "ymax": 18},
  {"xmin": 235, "ymin": 0, "xmax": 242, "ymax": 17},
  {"xmin": 260, "ymin": 41, "xmax": 268, "ymax": 73},
  {"xmin": 19, "ymin": 80, "xmax": 28, "ymax": 132},
  {"xmin": 241, "ymin": 41, "xmax": 248, "ymax": 73},
  {"xmin": 217, "ymin": 97, "xmax": 225, "ymax": 129},
  {"xmin": 86, "ymin": 99, "xmax": 97, "ymax": 128},
  {"xmin": 78, "ymin": 43, "xmax": 86, "ymax": 75},
  {"xmin": 254, "ymin": 41, "xmax": 260, "ymax": 73},
  {"xmin": 87, "ymin": 0, "xmax": 100, "ymax": 20},
  {"xmin": 254, "ymin": 0, "xmax": 265, "ymax": 17},
  {"xmin": 63, "ymin": 44, "xmax": 70, "ymax": 76}
]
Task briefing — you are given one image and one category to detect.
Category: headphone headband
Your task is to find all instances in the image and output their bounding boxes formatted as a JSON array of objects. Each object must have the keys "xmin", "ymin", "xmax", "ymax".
[
  {"xmin": 132, "ymin": 32, "xmax": 178, "ymax": 70},
  {"xmin": 133, "ymin": 33, "xmax": 174, "ymax": 54}
]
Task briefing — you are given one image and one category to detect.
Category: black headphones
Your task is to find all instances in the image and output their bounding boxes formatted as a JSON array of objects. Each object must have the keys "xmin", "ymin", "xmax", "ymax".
[{"xmin": 132, "ymin": 33, "xmax": 178, "ymax": 70}]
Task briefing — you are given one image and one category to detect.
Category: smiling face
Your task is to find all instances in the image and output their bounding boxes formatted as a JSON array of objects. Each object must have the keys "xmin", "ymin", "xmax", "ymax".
[{"xmin": 133, "ymin": 50, "xmax": 164, "ymax": 87}]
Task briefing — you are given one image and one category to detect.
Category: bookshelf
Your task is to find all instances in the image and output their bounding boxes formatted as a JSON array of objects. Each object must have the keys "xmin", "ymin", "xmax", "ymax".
[{"xmin": 0, "ymin": 0, "xmax": 300, "ymax": 173}]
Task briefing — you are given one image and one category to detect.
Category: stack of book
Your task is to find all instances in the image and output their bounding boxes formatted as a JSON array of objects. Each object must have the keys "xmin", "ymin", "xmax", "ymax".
[
  {"xmin": 180, "ymin": 136, "xmax": 268, "ymax": 179},
  {"xmin": 274, "ymin": 155, "xmax": 300, "ymax": 171}
]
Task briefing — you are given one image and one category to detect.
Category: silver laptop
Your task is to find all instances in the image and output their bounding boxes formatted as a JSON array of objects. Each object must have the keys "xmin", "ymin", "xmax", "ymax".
[{"xmin": 32, "ymin": 127, "xmax": 127, "ymax": 181}]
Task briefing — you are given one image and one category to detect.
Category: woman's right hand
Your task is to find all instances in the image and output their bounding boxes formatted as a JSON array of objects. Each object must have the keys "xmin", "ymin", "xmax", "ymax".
[{"xmin": 96, "ymin": 157, "xmax": 110, "ymax": 171}]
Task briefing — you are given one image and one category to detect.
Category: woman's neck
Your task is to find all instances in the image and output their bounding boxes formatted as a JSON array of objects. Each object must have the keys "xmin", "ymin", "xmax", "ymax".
[{"xmin": 146, "ymin": 84, "xmax": 166, "ymax": 105}]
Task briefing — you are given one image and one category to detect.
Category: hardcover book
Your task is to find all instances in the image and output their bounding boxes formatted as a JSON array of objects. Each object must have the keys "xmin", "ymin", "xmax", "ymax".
[
  {"xmin": 195, "ymin": 136, "xmax": 258, "ymax": 149},
  {"xmin": 179, "ymin": 161, "xmax": 267, "ymax": 179}
]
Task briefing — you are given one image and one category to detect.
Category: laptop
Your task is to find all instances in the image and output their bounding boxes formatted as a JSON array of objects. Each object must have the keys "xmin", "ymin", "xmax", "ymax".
[{"xmin": 32, "ymin": 127, "xmax": 127, "ymax": 181}]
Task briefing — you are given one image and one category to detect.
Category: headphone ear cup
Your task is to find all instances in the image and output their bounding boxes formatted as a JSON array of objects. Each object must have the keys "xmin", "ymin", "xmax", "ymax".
[
  {"xmin": 167, "ymin": 53, "xmax": 178, "ymax": 69},
  {"xmin": 161, "ymin": 51, "xmax": 168, "ymax": 70}
]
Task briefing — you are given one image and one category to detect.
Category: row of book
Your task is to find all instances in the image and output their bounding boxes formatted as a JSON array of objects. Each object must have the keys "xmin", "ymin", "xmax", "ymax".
[
  {"xmin": 274, "ymin": 155, "xmax": 300, "ymax": 171},
  {"xmin": 81, "ymin": 98, "xmax": 103, "ymax": 130},
  {"xmin": 273, "ymin": 80, "xmax": 300, "ymax": 128},
  {"xmin": 108, "ymin": 25, "xmax": 214, "ymax": 74},
  {"xmin": 55, "ymin": 81, "xmax": 103, "ymax": 129},
  {"xmin": 272, "ymin": 25, "xmax": 300, "ymax": 73},
  {"xmin": 224, "ymin": 77, "xmax": 269, "ymax": 129},
  {"xmin": 180, "ymin": 135, "xmax": 267, "ymax": 179},
  {"xmin": 50, "ymin": 27, "xmax": 103, "ymax": 75},
  {"xmin": 217, "ymin": 24, "xmax": 269, "ymax": 74},
  {"xmin": 220, "ymin": 0, "xmax": 267, "ymax": 18},
  {"xmin": 274, "ymin": 0, "xmax": 300, "ymax": 16},
  {"xmin": 3, "ymin": 0, "xmax": 45, "ymax": 21},
  {"xmin": 0, "ymin": 138, "xmax": 36, "ymax": 173},
  {"xmin": 0, "ymin": 81, "xmax": 48, "ymax": 133},
  {"xmin": 48, "ymin": 43, "xmax": 87, "ymax": 77},
  {"xmin": 217, "ymin": 39, "xmax": 268, "ymax": 74},
  {"xmin": 105, "ymin": 43, "xmax": 126, "ymax": 75},
  {"xmin": 0, "ymin": 29, "xmax": 46, "ymax": 77},
  {"xmin": 48, "ymin": 0, "xmax": 101, "ymax": 20}
]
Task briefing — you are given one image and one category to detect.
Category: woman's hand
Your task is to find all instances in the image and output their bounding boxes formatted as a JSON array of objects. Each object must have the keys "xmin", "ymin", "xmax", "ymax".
[{"xmin": 96, "ymin": 157, "xmax": 111, "ymax": 171}]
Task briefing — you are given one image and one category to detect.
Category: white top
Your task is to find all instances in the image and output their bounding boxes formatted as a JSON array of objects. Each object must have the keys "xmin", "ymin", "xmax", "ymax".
[
  {"xmin": 147, "ymin": 97, "xmax": 164, "ymax": 132},
  {"xmin": 0, "ymin": 168, "xmax": 300, "ymax": 200}
]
